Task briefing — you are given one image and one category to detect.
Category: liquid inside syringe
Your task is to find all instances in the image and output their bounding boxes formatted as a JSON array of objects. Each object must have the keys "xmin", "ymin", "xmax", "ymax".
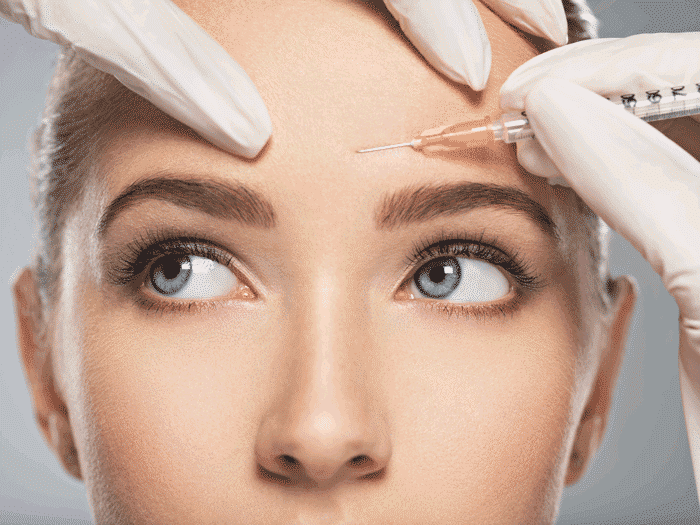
[{"xmin": 357, "ymin": 84, "xmax": 700, "ymax": 153}]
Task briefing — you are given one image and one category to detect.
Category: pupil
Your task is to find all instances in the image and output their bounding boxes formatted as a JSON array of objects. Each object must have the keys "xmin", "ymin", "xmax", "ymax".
[
  {"xmin": 162, "ymin": 257, "xmax": 182, "ymax": 280},
  {"xmin": 429, "ymin": 266, "xmax": 446, "ymax": 283},
  {"xmin": 414, "ymin": 256, "xmax": 461, "ymax": 299},
  {"xmin": 150, "ymin": 255, "xmax": 192, "ymax": 296}
]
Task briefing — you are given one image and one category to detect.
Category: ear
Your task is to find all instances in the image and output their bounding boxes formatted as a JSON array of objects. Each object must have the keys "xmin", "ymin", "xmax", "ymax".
[
  {"xmin": 13, "ymin": 267, "xmax": 82, "ymax": 480},
  {"xmin": 565, "ymin": 274, "xmax": 638, "ymax": 486}
]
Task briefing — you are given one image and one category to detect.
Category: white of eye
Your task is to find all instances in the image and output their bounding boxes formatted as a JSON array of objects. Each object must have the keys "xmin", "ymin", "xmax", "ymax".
[
  {"xmin": 411, "ymin": 258, "xmax": 510, "ymax": 302},
  {"xmin": 150, "ymin": 255, "xmax": 239, "ymax": 299}
]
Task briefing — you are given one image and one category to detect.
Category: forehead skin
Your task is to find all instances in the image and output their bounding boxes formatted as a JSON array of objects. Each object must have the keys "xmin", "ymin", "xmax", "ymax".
[{"xmin": 54, "ymin": 1, "xmax": 604, "ymax": 524}]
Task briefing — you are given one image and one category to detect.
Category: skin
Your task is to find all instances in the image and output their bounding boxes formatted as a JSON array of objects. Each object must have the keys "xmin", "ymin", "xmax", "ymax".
[{"xmin": 14, "ymin": 1, "xmax": 637, "ymax": 523}]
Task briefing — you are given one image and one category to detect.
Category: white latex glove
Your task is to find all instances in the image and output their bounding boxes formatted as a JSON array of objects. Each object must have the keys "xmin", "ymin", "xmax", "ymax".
[
  {"xmin": 500, "ymin": 33, "xmax": 700, "ymax": 494},
  {"xmin": 1, "ymin": 0, "xmax": 567, "ymax": 159},
  {"xmin": 0, "ymin": 0, "xmax": 272, "ymax": 158},
  {"xmin": 383, "ymin": 0, "xmax": 569, "ymax": 90}
]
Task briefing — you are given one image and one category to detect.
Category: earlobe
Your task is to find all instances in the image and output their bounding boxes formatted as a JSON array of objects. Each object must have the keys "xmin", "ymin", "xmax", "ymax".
[
  {"xmin": 49, "ymin": 410, "xmax": 82, "ymax": 480},
  {"xmin": 565, "ymin": 414, "xmax": 602, "ymax": 485},
  {"xmin": 13, "ymin": 267, "xmax": 82, "ymax": 480},
  {"xmin": 565, "ymin": 274, "xmax": 638, "ymax": 486}
]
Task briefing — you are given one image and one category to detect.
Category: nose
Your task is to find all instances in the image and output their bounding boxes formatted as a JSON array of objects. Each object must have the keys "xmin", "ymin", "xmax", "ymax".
[
  {"xmin": 255, "ymin": 402, "xmax": 391, "ymax": 489},
  {"xmin": 254, "ymin": 277, "xmax": 391, "ymax": 489}
]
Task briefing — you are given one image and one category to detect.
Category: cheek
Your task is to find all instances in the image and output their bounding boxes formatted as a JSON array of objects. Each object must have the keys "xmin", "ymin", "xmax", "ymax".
[
  {"xmin": 371, "ymin": 293, "xmax": 578, "ymax": 522},
  {"xmin": 71, "ymin": 300, "xmax": 282, "ymax": 523}
]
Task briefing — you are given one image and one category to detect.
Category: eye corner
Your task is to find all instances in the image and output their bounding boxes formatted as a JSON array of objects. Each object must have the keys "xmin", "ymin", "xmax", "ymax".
[
  {"xmin": 394, "ymin": 284, "xmax": 415, "ymax": 301},
  {"xmin": 234, "ymin": 281, "xmax": 257, "ymax": 300}
]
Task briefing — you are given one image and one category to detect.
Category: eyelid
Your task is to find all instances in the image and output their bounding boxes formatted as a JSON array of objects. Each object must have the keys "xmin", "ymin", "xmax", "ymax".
[
  {"xmin": 143, "ymin": 253, "xmax": 254, "ymax": 300},
  {"xmin": 138, "ymin": 257, "xmax": 256, "ymax": 315},
  {"xmin": 405, "ymin": 292, "xmax": 527, "ymax": 322},
  {"xmin": 147, "ymin": 244, "xmax": 257, "ymax": 292},
  {"xmin": 393, "ymin": 231, "xmax": 543, "ymax": 320},
  {"xmin": 397, "ymin": 230, "xmax": 543, "ymax": 292},
  {"xmin": 395, "ymin": 263, "xmax": 526, "ymax": 324},
  {"xmin": 105, "ymin": 231, "xmax": 263, "ymax": 312},
  {"xmin": 400, "ymin": 259, "xmax": 516, "ymax": 299}
]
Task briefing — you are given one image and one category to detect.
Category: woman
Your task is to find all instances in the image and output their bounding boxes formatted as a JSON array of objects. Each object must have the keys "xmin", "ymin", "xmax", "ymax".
[{"xmin": 5, "ymin": 0, "xmax": 699, "ymax": 523}]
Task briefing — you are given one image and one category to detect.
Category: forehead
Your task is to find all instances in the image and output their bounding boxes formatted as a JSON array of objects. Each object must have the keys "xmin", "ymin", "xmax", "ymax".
[
  {"xmin": 100, "ymin": 0, "xmax": 557, "ymax": 199},
  {"xmin": 172, "ymin": 0, "xmax": 536, "ymax": 152}
]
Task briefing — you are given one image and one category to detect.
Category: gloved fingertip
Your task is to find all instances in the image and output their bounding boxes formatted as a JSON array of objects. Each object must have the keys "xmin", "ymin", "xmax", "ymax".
[
  {"xmin": 481, "ymin": 0, "xmax": 568, "ymax": 46},
  {"xmin": 444, "ymin": 0, "xmax": 492, "ymax": 91},
  {"xmin": 434, "ymin": 0, "xmax": 492, "ymax": 91},
  {"xmin": 499, "ymin": 59, "xmax": 544, "ymax": 110},
  {"xmin": 244, "ymin": 105, "xmax": 274, "ymax": 158},
  {"xmin": 546, "ymin": 175, "xmax": 570, "ymax": 188},
  {"xmin": 499, "ymin": 87, "xmax": 524, "ymax": 113},
  {"xmin": 499, "ymin": 38, "xmax": 616, "ymax": 112},
  {"xmin": 541, "ymin": 0, "xmax": 569, "ymax": 47},
  {"xmin": 202, "ymin": 102, "xmax": 272, "ymax": 159},
  {"xmin": 454, "ymin": 0, "xmax": 492, "ymax": 91},
  {"xmin": 229, "ymin": 122, "xmax": 273, "ymax": 159},
  {"xmin": 234, "ymin": 136, "xmax": 270, "ymax": 160},
  {"xmin": 547, "ymin": 22, "xmax": 569, "ymax": 48},
  {"xmin": 383, "ymin": 0, "xmax": 492, "ymax": 90},
  {"xmin": 460, "ymin": 45, "xmax": 491, "ymax": 91},
  {"xmin": 516, "ymin": 137, "xmax": 565, "ymax": 180}
]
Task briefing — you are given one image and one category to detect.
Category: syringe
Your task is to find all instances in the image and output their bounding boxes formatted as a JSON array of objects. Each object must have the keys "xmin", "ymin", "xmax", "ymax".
[{"xmin": 357, "ymin": 85, "xmax": 700, "ymax": 153}]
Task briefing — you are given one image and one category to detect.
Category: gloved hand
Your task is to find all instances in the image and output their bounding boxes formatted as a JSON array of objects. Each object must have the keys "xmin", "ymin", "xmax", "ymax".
[
  {"xmin": 499, "ymin": 32, "xmax": 700, "ymax": 490},
  {"xmin": 0, "ymin": 0, "xmax": 271, "ymax": 158},
  {"xmin": 0, "ymin": 0, "xmax": 568, "ymax": 159},
  {"xmin": 383, "ymin": 0, "xmax": 569, "ymax": 90}
]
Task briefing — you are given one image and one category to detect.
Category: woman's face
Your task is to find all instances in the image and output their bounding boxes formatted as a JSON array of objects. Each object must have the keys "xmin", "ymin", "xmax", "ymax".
[{"xmin": 29, "ymin": 1, "xmax": 624, "ymax": 524}]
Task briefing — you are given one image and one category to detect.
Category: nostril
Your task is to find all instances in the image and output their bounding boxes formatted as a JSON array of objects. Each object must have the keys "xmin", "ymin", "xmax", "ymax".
[
  {"xmin": 349, "ymin": 455, "xmax": 386, "ymax": 481},
  {"xmin": 349, "ymin": 455, "xmax": 371, "ymax": 468},
  {"xmin": 281, "ymin": 454, "xmax": 298, "ymax": 465},
  {"xmin": 279, "ymin": 454, "xmax": 301, "ymax": 471}
]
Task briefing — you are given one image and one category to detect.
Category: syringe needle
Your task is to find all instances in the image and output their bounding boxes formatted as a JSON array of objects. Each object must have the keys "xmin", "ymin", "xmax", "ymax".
[
  {"xmin": 357, "ymin": 116, "xmax": 496, "ymax": 153},
  {"xmin": 356, "ymin": 142, "xmax": 413, "ymax": 153}
]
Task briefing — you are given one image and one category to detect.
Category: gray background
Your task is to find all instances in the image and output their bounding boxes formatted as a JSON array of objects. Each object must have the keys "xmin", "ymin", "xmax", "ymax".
[{"xmin": 1, "ymin": 1, "xmax": 699, "ymax": 523}]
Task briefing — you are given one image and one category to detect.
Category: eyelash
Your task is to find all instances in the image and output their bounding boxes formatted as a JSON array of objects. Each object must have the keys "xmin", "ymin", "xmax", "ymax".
[
  {"xmin": 107, "ymin": 228, "xmax": 238, "ymax": 314},
  {"xmin": 401, "ymin": 228, "xmax": 544, "ymax": 321},
  {"xmin": 107, "ymin": 228, "xmax": 543, "ymax": 319}
]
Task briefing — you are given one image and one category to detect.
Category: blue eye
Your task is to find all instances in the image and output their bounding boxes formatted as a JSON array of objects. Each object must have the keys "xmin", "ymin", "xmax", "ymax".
[
  {"xmin": 411, "ymin": 256, "xmax": 510, "ymax": 302},
  {"xmin": 414, "ymin": 256, "xmax": 461, "ymax": 298},
  {"xmin": 148, "ymin": 254, "xmax": 239, "ymax": 299}
]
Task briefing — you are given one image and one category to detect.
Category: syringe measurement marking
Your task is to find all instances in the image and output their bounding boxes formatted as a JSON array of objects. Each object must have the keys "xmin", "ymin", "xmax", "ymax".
[{"xmin": 611, "ymin": 86, "xmax": 700, "ymax": 123}]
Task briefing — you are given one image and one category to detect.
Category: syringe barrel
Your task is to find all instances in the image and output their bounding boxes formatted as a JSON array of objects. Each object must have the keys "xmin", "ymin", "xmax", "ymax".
[
  {"xmin": 493, "ymin": 112, "xmax": 535, "ymax": 144},
  {"xmin": 608, "ymin": 86, "xmax": 700, "ymax": 121},
  {"xmin": 495, "ymin": 85, "xmax": 700, "ymax": 143}
]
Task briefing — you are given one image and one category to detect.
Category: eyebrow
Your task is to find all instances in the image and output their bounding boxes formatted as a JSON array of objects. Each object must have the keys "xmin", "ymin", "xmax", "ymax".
[
  {"xmin": 97, "ymin": 176, "xmax": 277, "ymax": 237},
  {"xmin": 375, "ymin": 182, "xmax": 559, "ymax": 240},
  {"xmin": 97, "ymin": 176, "xmax": 558, "ymax": 242}
]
